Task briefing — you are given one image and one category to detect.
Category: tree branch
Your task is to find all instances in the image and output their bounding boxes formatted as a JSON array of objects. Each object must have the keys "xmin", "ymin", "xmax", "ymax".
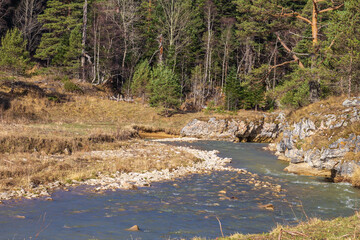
[
  {"xmin": 274, "ymin": 11, "xmax": 312, "ymax": 25},
  {"xmin": 274, "ymin": 5, "xmax": 312, "ymax": 25},
  {"xmin": 269, "ymin": 59, "xmax": 297, "ymax": 70},
  {"xmin": 319, "ymin": 4, "xmax": 344, "ymax": 13},
  {"xmin": 276, "ymin": 34, "xmax": 305, "ymax": 69}
]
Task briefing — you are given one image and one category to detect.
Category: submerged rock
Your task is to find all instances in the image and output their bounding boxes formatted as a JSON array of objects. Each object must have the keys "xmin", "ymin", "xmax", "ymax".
[{"xmin": 258, "ymin": 203, "xmax": 274, "ymax": 211}]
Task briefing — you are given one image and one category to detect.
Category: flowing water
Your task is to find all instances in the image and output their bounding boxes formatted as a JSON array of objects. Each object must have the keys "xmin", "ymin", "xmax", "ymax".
[{"xmin": 0, "ymin": 141, "xmax": 359, "ymax": 240}]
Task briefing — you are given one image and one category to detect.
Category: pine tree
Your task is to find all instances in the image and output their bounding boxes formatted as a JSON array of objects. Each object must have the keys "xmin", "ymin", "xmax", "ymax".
[
  {"xmin": 64, "ymin": 26, "xmax": 82, "ymax": 74},
  {"xmin": 149, "ymin": 64, "xmax": 181, "ymax": 114},
  {"xmin": 35, "ymin": 0, "xmax": 83, "ymax": 67},
  {"xmin": 0, "ymin": 28, "xmax": 29, "ymax": 75},
  {"xmin": 325, "ymin": 0, "xmax": 360, "ymax": 97},
  {"xmin": 131, "ymin": 60, "xmax": 151, "ymax": 102},
  {"xmin": 224, "ymin": 68, "xmax": 242, "ymax": 111}
]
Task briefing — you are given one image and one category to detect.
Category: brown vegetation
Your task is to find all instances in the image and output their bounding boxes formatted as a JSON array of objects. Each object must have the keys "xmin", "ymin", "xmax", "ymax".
[
  {"xmin": 193, "ymin": 212, "xmax": 360, "ymax": 240},
  {"xmin": 0, "ymin": 140, "xmax": 199, "ymax": 192},
  {"xmin": 351, "ymin": 167, "xmax": 360, "ymax": 187}
]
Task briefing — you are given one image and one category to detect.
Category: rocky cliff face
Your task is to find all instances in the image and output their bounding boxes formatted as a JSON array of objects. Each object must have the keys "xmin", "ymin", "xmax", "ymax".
[
  {"xmin": 273, "ymin": 97, "xmax": 360, "ymax": 180},
  {"xmin": 180, "ymin": 116, "xmax": 283, "ymax": 142},
  {"xmin": 181, "ymin": 97, "xmax": 360, "ymax": 182}
]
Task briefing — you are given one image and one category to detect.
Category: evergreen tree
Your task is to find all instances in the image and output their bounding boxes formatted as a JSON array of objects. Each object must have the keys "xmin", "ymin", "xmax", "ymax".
[
  {"xmin": 64, "ymin": 26, "xmax": 82, "ymax": 74},
  {"xmin": 224, "ymin": 68, "xmax": 242, "ymax": 111},
  {"xmin": 149, "ymin": 64, "xmax": 181, "ymax": 113},
  {"xmin": 35, "ymin": 0, "xmax": 83, "ymax": 67},
  {"xmin": 131, "ymin": 60, "xmax": 151, "ymax": 102},
  {"xmin": 0, "ymin": 28, "xmax": 29, "ymax": 75},
  {"xmin": 325, "ymin": 0, "xmax": 360, "ymax": 97}
]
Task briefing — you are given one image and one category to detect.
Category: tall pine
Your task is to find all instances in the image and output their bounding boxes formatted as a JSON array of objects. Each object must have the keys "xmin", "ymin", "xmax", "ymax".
[{"xmin": 35, "ymin": 0, "xmax": 83, "ymax": 69}]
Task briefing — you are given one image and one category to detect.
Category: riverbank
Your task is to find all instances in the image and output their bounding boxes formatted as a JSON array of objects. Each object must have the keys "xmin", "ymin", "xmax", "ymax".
[
  {"xmin": 181, "ymin": 96, "xmax": 360, "ymax": 187},
  {"xmin": 209, "ymin": 212, "xmax": 360, "ymax": 240},
  {"xmin": 0, "ymin": 140, "xmax": 196, "ymax": 200}
]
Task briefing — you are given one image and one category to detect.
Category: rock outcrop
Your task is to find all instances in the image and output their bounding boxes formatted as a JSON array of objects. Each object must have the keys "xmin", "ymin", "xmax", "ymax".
[
  {"xmin": 181, "ymin": 97, "xmax": 360, "ymax": 182},
  {"xmin": 181, "ymin": 116, "xmax": 283, "ymax": 142},
  {"xmin": 273, "ymin": 97, "xmax": 360, "ymax": 180}
]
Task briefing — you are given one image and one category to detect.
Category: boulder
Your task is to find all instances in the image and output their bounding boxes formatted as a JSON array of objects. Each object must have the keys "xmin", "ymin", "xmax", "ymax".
[{"xmin": 284, "ymin": 163, "xmax": 331, "ymax": 177}]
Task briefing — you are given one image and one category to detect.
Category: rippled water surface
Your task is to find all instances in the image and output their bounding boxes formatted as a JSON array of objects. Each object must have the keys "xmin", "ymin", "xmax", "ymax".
[{"xmin": 0, "ymin": 141, "xmax": 359, "ymax": 240}]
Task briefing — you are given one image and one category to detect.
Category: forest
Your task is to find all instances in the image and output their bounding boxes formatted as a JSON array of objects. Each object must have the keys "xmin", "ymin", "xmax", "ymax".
[{"xmin": 0, "ymin": 0, "xmax": 359, "ymax": 112}]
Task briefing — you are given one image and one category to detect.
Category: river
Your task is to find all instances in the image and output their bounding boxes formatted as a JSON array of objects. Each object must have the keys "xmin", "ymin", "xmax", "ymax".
[{"xmin": 0, "ymin": 141, "xmax": 359, "ymax": 239}]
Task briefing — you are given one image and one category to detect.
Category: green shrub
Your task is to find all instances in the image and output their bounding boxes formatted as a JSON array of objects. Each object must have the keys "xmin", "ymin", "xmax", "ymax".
[
  {"xmin": 63, "ymin": 80, "xmax": 82, "ymax": 93},
  {"xmin": 280, "ymin": 80, "xmax": 310, "ymax": 108}
]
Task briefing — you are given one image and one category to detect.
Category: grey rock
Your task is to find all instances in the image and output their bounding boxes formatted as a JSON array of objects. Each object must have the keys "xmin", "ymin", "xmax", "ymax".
[
  {"xmin": 181, "ymin": 118, "xmax": 280, "ymax": 142},
  {"xmin": 293, "ymin": 119, "xmax": 316, "ymax": 139},
  {"xmin": 343, "ymin": 98, "xmax": 360, "ymax": 107},
  {"xmin": 285, "ymin": 149, "xmax": 304, "ymax": 164}
]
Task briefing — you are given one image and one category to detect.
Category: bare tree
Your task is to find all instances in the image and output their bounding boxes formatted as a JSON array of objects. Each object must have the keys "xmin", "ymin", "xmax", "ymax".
[
  {"xmin": 203, "ymin": 0, "xmax": 216, "ymax": 94},
  {"xmin": 110, "ymin": 0, "xmax": 140, "ymax": 82},
  {"xmin": 81, "ymin": 0, "xmax": 88, "ymax": 81},
  {"xmin": 14, "ymin": 0, "xmax": 44, "ymax": 53},
  {"xmin": 158, "ymin": 0, "xmax": 193, "ymax": 69},
  {"xmin": 220, "ymin": 17, "xmax": 235, "ymax": 90}
]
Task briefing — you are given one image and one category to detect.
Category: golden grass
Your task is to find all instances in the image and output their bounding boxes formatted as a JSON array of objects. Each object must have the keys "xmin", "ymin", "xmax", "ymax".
[
  {"xmin": 287, "ymin": 95, "xmax": 348, "ymax": 124},
  {"xmin": 351, "ymin": 167, "xmax": 360, "ymax": 187},
  {"xmin": 0, "ymin": 140, "xmax": 199, "ymax": 192},
  {"xmin": 296, "ymin": 122, "xmax": 360, "ymax": 151},
  {"xmin": 198, "ymin": 212, "xmax": 360, "ymax": 240}
]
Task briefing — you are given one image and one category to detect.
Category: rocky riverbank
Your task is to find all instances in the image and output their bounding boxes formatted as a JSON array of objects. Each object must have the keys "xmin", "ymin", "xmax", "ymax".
[
  {"xmin": 181, "ymin": 97, "xmax": 360, "ymax": 185},
  {"xmin": 271, "ymin": 97, "xmax": 360, "ymax": 183},
  {"xmin": 0, "ymin": 140, "xmax": 282, "ymax": 201}
]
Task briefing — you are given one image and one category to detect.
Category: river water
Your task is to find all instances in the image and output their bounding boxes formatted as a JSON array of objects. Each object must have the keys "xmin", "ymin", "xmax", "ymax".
[{"xmin": 0, "ymin": 141, "xmax": 359, "ymax": 240}]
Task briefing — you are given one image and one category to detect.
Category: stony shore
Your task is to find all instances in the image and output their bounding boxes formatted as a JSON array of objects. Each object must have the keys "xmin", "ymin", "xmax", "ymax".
[{"xmin": 0, "ymin": 140, "xmax": 282, "ymax": 202}]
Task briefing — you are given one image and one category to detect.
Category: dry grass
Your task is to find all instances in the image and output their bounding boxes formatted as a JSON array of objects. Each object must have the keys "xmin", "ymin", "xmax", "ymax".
[
  {"xmin": 0, "ymin": 75, "xmax": 271, "ymax": 140},
  {"xmin": 296, "ymin": 122, "xmax": 360, "ymax": 151},
  {"xmin": 351, "ymin": 167, "xmax": 360, "ymax": 187},
  {"xmin": 201, "ymin": 212, "xmax": 360, "ymax": 240},
  {"xmin": 0, "ymin": 140, "xmax": 199, "ymax": 192},
  {"xmin": 0, "ymin": 74, "xmax": 211, "ymax": 193},
  {"xmin": 287, "ymin": 95, "xmax": 348, "ymax": 124}
]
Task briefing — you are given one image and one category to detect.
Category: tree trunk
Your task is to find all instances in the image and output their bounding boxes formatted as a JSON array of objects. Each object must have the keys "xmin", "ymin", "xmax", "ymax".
[
  {"xmin": 311, "ymin": 0, "xmax": 318, "ymax": 47},
  {"xmin": 81, "ymin": 0, "xmax": 88, "ymax": 82},
  {"xmin": 348, "ymin": 54, "xmax": 353, "ymax": 98},
  {"xmin": 159, "ymin": 34, "xmax": 163, "ymax": 64}
]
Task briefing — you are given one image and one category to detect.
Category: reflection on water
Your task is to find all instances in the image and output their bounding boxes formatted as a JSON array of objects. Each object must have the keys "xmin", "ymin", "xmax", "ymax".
[{"xmin": 0, "ymin": 141, "xmax": 359, "ymax": 240}]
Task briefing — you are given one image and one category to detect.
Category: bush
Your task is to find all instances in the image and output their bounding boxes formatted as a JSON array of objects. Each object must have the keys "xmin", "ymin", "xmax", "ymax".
[
  {"xmin": 63, "ymin": 79, "xmax": 82, "ymax": 93},
  {"xmin": 279, "ymin": 79, "xmax": 310, "ymax": 108}
]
